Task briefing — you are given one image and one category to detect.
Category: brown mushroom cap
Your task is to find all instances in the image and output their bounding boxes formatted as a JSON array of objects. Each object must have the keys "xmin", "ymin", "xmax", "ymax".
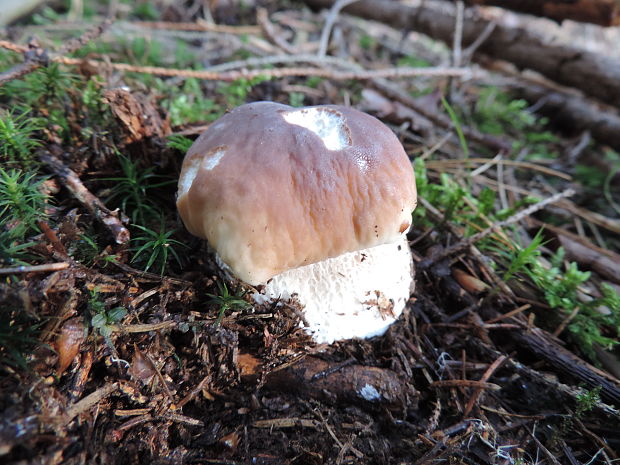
[{"xmin": 177, "ymin": 101, "xmax": 417, "ymax": 285}]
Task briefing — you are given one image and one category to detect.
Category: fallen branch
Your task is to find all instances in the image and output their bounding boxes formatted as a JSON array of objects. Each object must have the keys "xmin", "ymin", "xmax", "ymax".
[
  {"xmin": 40, "ymin": 152, "xmax": 130, "ymax": 244},
  {"xmin": 132, "ymin": 20, "xmax": 261, "ymax": 35},
  {"xmin": 265, "ymin": 356, "xmax": 417, "ymax": 411},
  {"xmin": 512, "ymin": 327, "xmax": 620, "ymax": 406},
  {"xmin": 509, "ymin": 79, "xmax": 620, "ymax": 152},
  {"xmin": 304, "ymin": 0, "xmax": 620, "ymax": 107},
  {"xmin": 440, "ymin": 0, "xmax": 620, "ymax": 26},
  {"xmin": 0, "ymin": 39, "xmax": 473, "ymax": 81},
  {"xmin": 471, "ymin": 338, "xmax": 620, "ymax": 419},
  {"xmin": 45, "ymin": 58, "xmax": 477, "ymax": 81},
  {"xmin": 0, "ymin": 18, "xmax": 112, "ymax": 86}
]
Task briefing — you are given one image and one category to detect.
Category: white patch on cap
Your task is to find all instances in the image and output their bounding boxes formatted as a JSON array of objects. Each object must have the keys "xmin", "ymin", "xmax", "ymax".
[
  {"xmin": 282, "ymin": 108, "xmax": 350, "ymax": 151},
  {"xmin": 178, "ymin": 147, "xmax": 227, "ymax": 197},
  {"xmin": 202, "ymin": 148, "xmax": 226, "ymax": 171},
  {"xmin": 178, "ymin": 158, "xmax": 200, "ymax": 197},
  {"xmin": 359, "ymin": 384, "xmax": 381, "ymax": 401}
]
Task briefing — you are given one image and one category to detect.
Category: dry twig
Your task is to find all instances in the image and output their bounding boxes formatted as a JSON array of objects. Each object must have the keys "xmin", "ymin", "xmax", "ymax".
[
  {"xmin": 47, "ymin": 57, "xmax": 477, "ymax": 81},
  {"xmin": 318, "ymin": 0, "xmax": 360, "ymax": 57},
  {"xmin": 63, "ymin": 382, "xmax": 119, "ymax": 425},
  {"xmin": 0, "ymin": 262, "xmax": 69, "ymax": 275},
  {"xmin": 463, "ymin": 355, "xmax": 507, "ymax": 416},
  {"xmin": 40, "ymin": 152, "xmax": 130, "ymax": 244},
  {"xmin": 0, "ymin": 18, "xmax": 112, "ymax": 86}
]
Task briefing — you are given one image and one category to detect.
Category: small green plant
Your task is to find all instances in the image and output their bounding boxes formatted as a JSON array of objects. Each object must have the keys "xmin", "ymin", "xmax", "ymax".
[
  {"xmin": 130, "ymin": 222, "xmax": 187, "ymax": 275},
  {"xmin": 472, "ymin": 86, "xmax": 558, "ymax": 158},
  {"xmin": 0, "ymin": 168, "xmax": 50, "ymax": 237},
  {"xmin": 161, "ymin": 78, "xmax": 221, "ymax": 126},
  {"xmin": 358, "ymin": 34, "xmax": 375, "ymax": 51},
  {"xmin": 441, "ymin": 96, "xmax": 469, "ymax": 159},
  {"xmin": 500, "ymin": 229, "xmax": 546, "ymax": 282},
  {"xmin": 305, "ymin": 76, "xmax": 323, "ymax": 89},
  {"xmin": 0, "ymin": 304, "xmax": 42, "ymax": 370},
  {"xmin": 0, "ymin": 111, "xmax": 43, "ymax": 167},
  {"xmin": 288, "ymin": 92, "xmax": 305, "ymax": 108},
  {"xmin": 166, "ymin": 134, "xmax": 194, "ymax": 153},
  {"xmin": 474, "ymin": 87, "xmax": 537, "ymax": 136},
  {"xmin": 414, "ymin": 160, "xmax": 469, "ymax": 227},
  {"xmin": 132, "ymin": 1, "xmax": 160, "ymax": 20},
  {"xmin": 25, "ymin": 63, "xmax": 77, "ymax": 105},
  {"xmin": 88, "ymin": 288, "xmax": 127, "ymax": 363},
  {"xmin": 102, "ymin": 152, "xmax": 174, "ymax": 224},
  {"xmin": 397, "ymin": 55, "xmax": 431, "ymax": 68},
  {"xmin": 90, "ymin": 303, "xmax": 127, "ymax": 340},
  {"xmin": 217, "ymin": 76, "xmax": 271, "ymax": 108},
  {"xmin": 62, "ymin": 227, "xmax": 118, "ymax": 268},
  {"xmin": 0, "ymin": 230, "xmax": 34, "ymax": 266},
  {"xmin": 575, "ymin": 385, "xmax": 602, "ymax": 418},
  {"xmin": 31, "ymin": 6, "xmax": 63, "ymax": 24},
  {"xmin": 125, "ymin": 37, "xmax": 163, "ymax": 66},
  {"xmin": 207, "ymin": 281, "xmax": 251, "ymax": 326},
  {"xmin": 503, "ymin": 244, "xmax": 619, "ymax": 362}
]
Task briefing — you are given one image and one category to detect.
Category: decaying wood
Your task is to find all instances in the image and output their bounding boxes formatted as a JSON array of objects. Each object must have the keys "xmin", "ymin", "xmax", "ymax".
[
  {"xmin": 304, "ymin": 0, "xmax": 620, "ymax": 107},
  {"xmin": 265, "ymin": 356, "xmax": 417, "ymax": 411},
  {"xmin": 508, "ymin": 78, "xmax": 620, "ymax": 152},
  {"xmin": 102, "ymin": 88, "xmax": 170, "ymax": 143},
  {"xmin": 512, "ymin": 327, "xmax": 620, "ymax": 406},
  {"xmin": 444, "ymin": 0, "xmax": 620, "ymax": 26},
  {"xmin": 529, "ymin": 218, "xmax": 620, "ymax": 285},
  {"xmin": 40, "ymin": 152, "xmax": 130, "ymax": 244}
]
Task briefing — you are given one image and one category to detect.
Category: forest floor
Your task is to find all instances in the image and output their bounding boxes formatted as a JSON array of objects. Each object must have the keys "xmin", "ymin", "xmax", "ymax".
[{"xmin": 0, "ymin": 1, "xmax": 619, "ymax": 464}]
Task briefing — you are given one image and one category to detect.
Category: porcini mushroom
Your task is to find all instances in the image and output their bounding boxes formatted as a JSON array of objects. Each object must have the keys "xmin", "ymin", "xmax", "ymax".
[{"xmin": 177, "ymin": 101, "xmax": 417, "ymax": 343}]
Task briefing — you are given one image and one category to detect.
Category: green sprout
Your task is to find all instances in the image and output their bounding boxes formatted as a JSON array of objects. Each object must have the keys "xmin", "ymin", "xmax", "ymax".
[
  {"xmin": 207, "ymin": 281, "xmax": 251, "ymax": 326},
  {"xmin": 130, "ymin": 222, "xmax": 187, "ymax": 275},
  {"xmin": 441, "ymin": 96, "xmax": 469, "ymax": 159},
  {"xmin": 0, "ymin": 304, "xmax": 43, "ymax": 370},
  {"xmin": 88, "ymin": 288, "xmax": 128, "ymax": 365},
  {"xmin": 102, "ymin": 152, "xmax": 174, "ymax": 224},
  {"xmin": 0, "ymin": 111, "xmax": 43, "ymax": 167},
  {"xmin": 166, "ymin": 134, "xmax": 194, "ymax": 153},
  {"xmin": 0, "ymin": 168, "xmax": 49, "ymax": 239}
]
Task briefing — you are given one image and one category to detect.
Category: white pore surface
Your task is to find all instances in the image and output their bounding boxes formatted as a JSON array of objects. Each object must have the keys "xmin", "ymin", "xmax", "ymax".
[
  {"xmin": 281, "ymin": 107, "xmax": 350, "ymax": 151},
  {"xmin": 253, "ymin": 236, "xmax": 413, "ymax": 344}
]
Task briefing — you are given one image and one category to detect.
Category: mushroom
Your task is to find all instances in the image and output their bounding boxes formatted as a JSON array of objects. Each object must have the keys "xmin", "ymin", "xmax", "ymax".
[{"xmin": 177, "ymin": 101, "xmax": 417, "ymax": 343}]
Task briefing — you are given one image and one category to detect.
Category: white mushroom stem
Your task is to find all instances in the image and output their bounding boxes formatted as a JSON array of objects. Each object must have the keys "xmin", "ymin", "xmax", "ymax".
[{"xmin": 253, "ymin": 236, "xmax": 414, "ymax": 344}]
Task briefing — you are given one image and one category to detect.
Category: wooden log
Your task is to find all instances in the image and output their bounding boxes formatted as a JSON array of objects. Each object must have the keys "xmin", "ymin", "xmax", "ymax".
[
  {"xmin": 265, "ymin": 356, "xmax": 417, "ymax": 411},
  {"xmin": 448, "ymin": 0, "xmax": 620, "ymax": 26},
  {"xmin": 304, "ymin": 0, "xmax": 620, "ymax": 108},
  {"xmin": 510, "ymin": 81, "xmax": 620, "ymax": 152}
]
